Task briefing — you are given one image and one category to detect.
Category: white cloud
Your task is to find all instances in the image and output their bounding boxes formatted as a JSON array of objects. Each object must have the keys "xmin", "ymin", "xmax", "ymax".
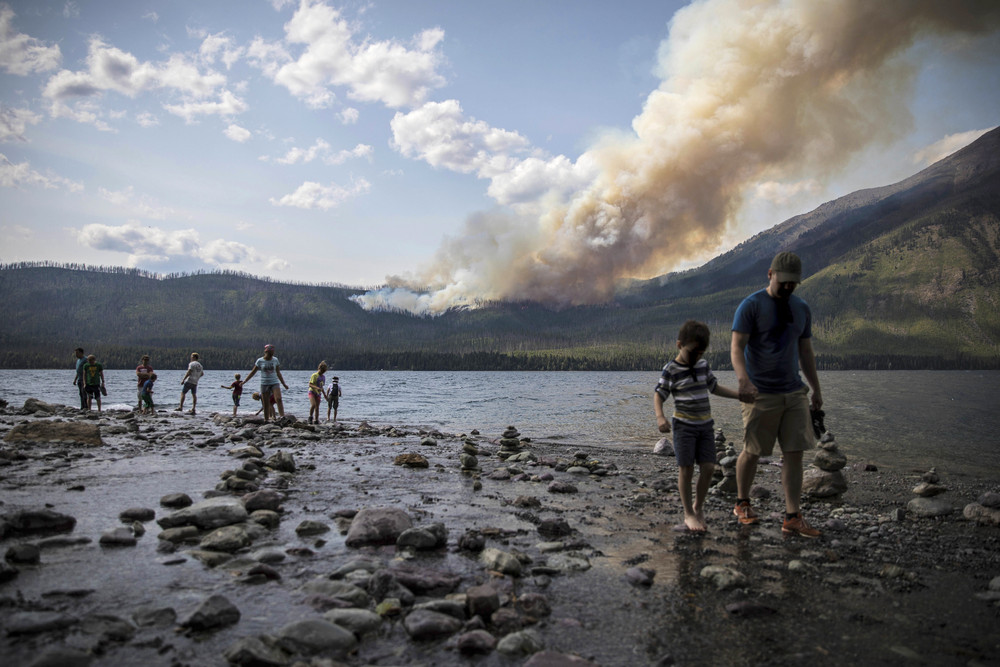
[
  {"xmin": 199, "ymin": 33, "xmax": 243, "ymax": 70},
  {"xmin": 270, "ymin": 177, "xmax": 371, "ymax": 210},
  {"xmin": 73, "ymin": 221, "xmax": 265, "ymax": 267},
  {"xmin": 1, "ymin": 223, "xmax": 32, "ymax": 239},
  {"xmin": 48, "ymin": 99, "xmax": 114, "ymax": 131},
  {"xmin": 912, "ymin": 128, "xmax": 995, "ymax": 167},
  {"xmin": 339, "ymin": 107, "xmax": 358, "ymax": 124},
  {"xmin": 136, "ymin": 111, "xmax": 159, "ymax": 127},
  {"xmin": 0, "ymin": 6, "xmax": 62, "ymax": 75},
  {"xmin": 0, "ymin": 105, "xmax": 41, "ymax": 142},
  {"xmin": 266, "ymin": 257, "xmax": 291, "ymax": 271},
  {"xmin": 0, "ymin": 152, "xmax": 83, "ymax": 191},
  {"xmin": 98, "ymin": 186, "xmax": 176, "ymax": 219},
  {"xmin": 250, "ymin": 0, "xmax": 446, "ymax": 109},
  {"xmin": 390, "ymin": 99, "xmax": 595, "ymax": 207},
  {"xmin": 143, "ymin": 12, "xmax": 159, "ymax": 23},
  {"xmin": 224, "ymin": 123, "xmax": 252, "ymax": 142},
  {"xmin": 163, "ymin": 89, "xmax": 248, "ymax": 123},
  {"xmin": 272, "ymin": 138, "xmax": 371, "ymax": 165},
  {"xmin": 62, "ymin": 3, "xmax": 80, "ymax": 20},
  {"xmin": 41, "ymin": 36, "xmax": 241, "ymax": 126}
]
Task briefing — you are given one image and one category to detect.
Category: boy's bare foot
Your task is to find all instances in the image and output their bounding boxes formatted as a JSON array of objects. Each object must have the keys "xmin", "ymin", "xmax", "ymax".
[{"xmin": 683, "ymin": 514, "xmax": 707, "ymax": 532}]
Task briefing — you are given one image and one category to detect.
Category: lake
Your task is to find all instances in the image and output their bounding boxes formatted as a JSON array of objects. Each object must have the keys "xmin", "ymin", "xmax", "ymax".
[{"xmin": 1, "ymin": 369, "xmax": 997, "ymax": 481}]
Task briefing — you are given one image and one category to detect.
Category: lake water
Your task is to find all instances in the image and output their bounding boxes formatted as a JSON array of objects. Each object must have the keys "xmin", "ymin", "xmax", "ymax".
[{"xmin": 1, "ymin": 369, "xmax": 998, "ymax": 481}]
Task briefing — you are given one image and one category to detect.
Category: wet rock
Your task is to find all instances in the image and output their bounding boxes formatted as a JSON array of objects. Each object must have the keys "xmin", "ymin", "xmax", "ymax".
[
  {"xmin": 538, "ymin": 518, "xmax": 572, "ymax": 539},
  {"xmin": 243, "ymin": 489, "xmax": 283, "ymax": 512},
  {"xmin": 403, "ymin": 609, "xmax": 463, "ymax": 640},
  {"xmin": 265, "ymin": 451, "xmax": 296, "ymax": 473},
  {"xmin": 395, "ymin": 453, "xmax": 429, "ymax": 468},
  {"xmin": 223, "ymin": 636, "xmax": 290, "ymax": 667},
  {"xmin": 6, "ymin": 543, "xmax": 41, "ymax": 564},
  {"xmin": 458, "ymin": 529, "xmax": 486, "ymax": 552},
  {"xmin": 6, "ymin": 611, "xmax": 77, "ymax": 635},
  {"xmin": 99, "ymin": 527, "xmax": 137, "ymax": 547},
  {"xmin": 922, "ymin": 468, "xmax": 940, "ymax": 484},
  {"xmin": 1, "ymin": 508, "xmax": 77, "ymax": 536},
  {"xmin": 397, "ymin": 524, "xmax": 446, "ymax": 549},
  {"xmin": 625, "ymin": 567, "xmax": 656, "ymax": 587},
  {"xmin": 295, "ymin": 520, "xmax": 330, "ymax": 536},
  {"xmin": 979, "ymin": 492, "xmax": 1000, "ymax": 509},
  {"xmin": 157, "ymin": 496, "xmax": 248, "ymax": 530},
  {"xmin": 517, "ymin": 593, "xmax": 552, "ymax": 618},
  {"xmin": 250, "ymin": 509, "xmax": 281, "ymax": 528},
  {"xmin": 119, "ymin": 507, "xmax": 155, "ymax": 522},
  {"xmin": 547, "ymin": 481, "xmax": 578, "ymax": 494},
  {"xmin": 415, "ymin": 598, "xmax": 466, "ymax": 620},
  {"xmin": 187, "ymin": 549, "xmax": 233, "ymax": 568},
  {"xmin": 79, "ymin": 614, "xmax": 136, "ymax": 642},
  {"xmin": 496, "ymin": 628, "xmax": 544, "ymax": 656},
  {"xmin": 344, "ymin": 507, "xmax": 412, "ymax": 547},
  {"xmin": 368, "ymin": 570, "xmax": 416, "ymax": 606},
  {"xmin": 301, "ymin": 577, "xmax": 370, "ymax": 607},
  {"xmin": 5, "ymin": 420, "xmax": 103, "ymax": 446},
  {"xmin": 700, "ymin": 565, "xmax": 746, "ymax": 590},
  {"xmin": 481, "ymin": 547, "xmax": 523, "ymax": 576},
  {"xmin": 132, "ymin": 605, "xmax": 176, "ymax": 627},
  {"xmin": 460, "ymin": 453, "xmax": 479, "ymax": 469},
  {"xmin": 276, "ymin": 618, "xmax": 357, "ymax": 657},
  {"xmin": 179, "ymin": 594, "xmax": 241, "ymax": 631},
  {"xmin": 466, "ymin": 584, "xmax": 501, "ymax": 619},
  {"xmin": 158, "ymin": 525, "xmax": 199, "ymax": 543},
  {"xmin": 160, "ymin": 493, "xmax": 192, "ymax": 508},
  {"xmin": 323, "ymin": 608, "xmax": 383, "ymax": 636},
  {"xmin": 389, "ymin": 563, "xmax": 462, "ymax": 595},
  {"xmin": 725, "ymin": 601, "xmax": 778, "ymax": 617},
  {"xmin": 907, "ymin": 496, "xmax": 952, "ymax": 518},
  {"xmin": 457, "ymin": 629, "xmax": 497, "ymax": 654},
  {"xmin": 200, "ymin": 524, "xmax": 251, "ymax": 552}
]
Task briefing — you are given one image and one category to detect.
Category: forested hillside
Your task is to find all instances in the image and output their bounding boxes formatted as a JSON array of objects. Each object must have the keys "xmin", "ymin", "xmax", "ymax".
[{"xmin": 2, "ymin": 128, "xmax": 998, "ymax": 371}]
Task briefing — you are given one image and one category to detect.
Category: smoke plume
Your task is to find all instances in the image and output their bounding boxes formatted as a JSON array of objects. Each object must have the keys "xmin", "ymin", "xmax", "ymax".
[{"xmin": 353, "ymin": 0, "xmax": 1000, "ymax": 315}]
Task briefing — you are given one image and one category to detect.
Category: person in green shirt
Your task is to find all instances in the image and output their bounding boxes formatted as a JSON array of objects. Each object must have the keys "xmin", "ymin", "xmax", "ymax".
[{"xmin": 82, "ymin": 354, "xmax": 106, "ymax": 411}]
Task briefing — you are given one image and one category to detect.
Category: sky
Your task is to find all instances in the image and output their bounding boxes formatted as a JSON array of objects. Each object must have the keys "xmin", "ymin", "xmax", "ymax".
[{"xmin": 2, "ymin": 0, "xmax": 998, "ymax": 313}]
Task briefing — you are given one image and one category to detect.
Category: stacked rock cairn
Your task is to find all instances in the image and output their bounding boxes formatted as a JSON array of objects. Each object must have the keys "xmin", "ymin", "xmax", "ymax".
[
  {"xmin": 460, "ymin": 438, "xmax": 480, "ymax": 472},
  {"xmin": 906, "ymin": 467, "xmax": 953, "ymax": 518},
  {"xmin": 803, "ymin": 430, "xmax": 848, "ymax": 498},
  {"xmin": 497, "ymin": 426, "xmax": 526, "ymax": 461},
  {"xmin": 713, "ymin": 430, "xmax": 738, "ymax": 494}
]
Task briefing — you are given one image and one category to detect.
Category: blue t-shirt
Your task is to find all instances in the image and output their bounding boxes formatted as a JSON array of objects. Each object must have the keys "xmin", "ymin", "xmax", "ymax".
[
  {"xmin": 255, "ymin": 356, "xmax": 280, "ymax": 386},
  {"xmin": 732, "ymin": 288, "xmax": 812, "ymax": 394}
]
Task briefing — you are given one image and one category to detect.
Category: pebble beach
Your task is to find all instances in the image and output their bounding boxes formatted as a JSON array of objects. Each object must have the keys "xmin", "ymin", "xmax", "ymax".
[{"xmin": 1, "ymin": 397, "xmax": 999, "ymax": 666}]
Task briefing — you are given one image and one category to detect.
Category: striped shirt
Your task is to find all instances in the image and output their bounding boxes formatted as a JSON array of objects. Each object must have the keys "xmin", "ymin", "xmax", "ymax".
[{"xmin": 655, "ymin": 358, "xmax": 718, "ymax": 425}]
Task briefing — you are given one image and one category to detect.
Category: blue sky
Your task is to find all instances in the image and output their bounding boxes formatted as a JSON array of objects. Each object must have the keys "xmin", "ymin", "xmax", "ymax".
[{"xmin": 2, "ymin": 0, "xmax": 998, "ymax": 312}]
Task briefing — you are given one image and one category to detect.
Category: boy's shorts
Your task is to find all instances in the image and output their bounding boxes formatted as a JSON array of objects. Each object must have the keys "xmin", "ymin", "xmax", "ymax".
[
  {"xmin": 85, "ymin": 385, "xmax": 101, "ymax": 397},
  {"xmin": 141, "ymin": 394, "xmax": 154, "ymax": 408},
  {"xmin": 182, "ymin": 382, "xmax": 198, "ymax": 396},
  {"xmin": 328, "ymin": 395, "xmax": 339, "ymax": 408},
  {"xmin": 232, "ymin": 394, "xmax": 241, "ymax": 406},
  {"xmin": 672, "ymin": 419, "xmax": 716, "ymax": 468},
  {"xmin": 740, "ymin": 386, "xmax": 813, "ymax": 456}
]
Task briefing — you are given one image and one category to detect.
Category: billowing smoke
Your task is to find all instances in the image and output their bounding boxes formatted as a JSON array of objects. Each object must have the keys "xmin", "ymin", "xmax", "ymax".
[{"xmin": 353, "ymin": 0, "xmax": 1000, "ymax": 315}]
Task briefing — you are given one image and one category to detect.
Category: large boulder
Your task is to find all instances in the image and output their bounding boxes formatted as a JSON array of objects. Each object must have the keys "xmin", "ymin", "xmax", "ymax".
[
  {"xmin": 802, "ymin": 468, "xmax": 848, "ymax": 497},
  {"xmin": 963, "ymin": 502, "xmax": 1000, "ymax": 526},
  {"xmin": 5, "ymin": 421, "xmax": 103, "ymax": 447}
]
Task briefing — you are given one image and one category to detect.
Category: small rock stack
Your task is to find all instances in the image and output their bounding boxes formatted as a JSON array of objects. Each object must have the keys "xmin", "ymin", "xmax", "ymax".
[
  {"xmin": 713, "ymin": 430, "xmax": 738, "ymax": 494},
  {"xmin": 803, "ymin": 432, "xmax": 848, "ymax": 498},
  {"xmin": 906, "ymin": 467, "xmax": 953, "ymax": 518},
  {"xmin": 460, "ymin": 440, "xmax": 479, "ymax": 471},
  {"xmin": 496, "ymin": 426, "xmax": 524, "ymax": 460}
]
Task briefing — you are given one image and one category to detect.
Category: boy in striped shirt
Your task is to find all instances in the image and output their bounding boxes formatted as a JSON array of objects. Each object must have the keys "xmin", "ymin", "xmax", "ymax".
[{"xmin": 654, "ymin": 320, "xmax": 745, "ymax": 532}]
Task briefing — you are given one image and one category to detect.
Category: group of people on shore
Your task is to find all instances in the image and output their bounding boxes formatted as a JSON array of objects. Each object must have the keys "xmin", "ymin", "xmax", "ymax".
[
  {"xmin": 71, "ymin": 345, "xmax": 342, "ymax": 423},
  {"xmin": 653, "ymin": 252, "xmax": 824, "ymax": 539},
  {"xmin": 71, "ymin": 252, "xmax": 823, "ymax": 538}
]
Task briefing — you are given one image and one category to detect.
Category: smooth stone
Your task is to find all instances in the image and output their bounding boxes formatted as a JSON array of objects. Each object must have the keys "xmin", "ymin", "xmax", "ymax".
[
  {"xmin": 223, "ymin": 636, "xmax": 290, "ymax": 667},
  {"xmin": 907, "ymin": 496, "xmax": 953, "ymax": 518},
  {"xmin": 160, "ymin": 493, "xmax": 193, "ymax": 508},
  {"xmin": 480, "ymin": 547, "xmax": 522, "ymax": 576},
  {"xmin": 700, "ymin": 565, "xmax": 747, "ymax": 590},
  {"xmin": 457, "ymin": 629, "xmax": 497, "ymax": 654},
  {"xmin": 466, "ymin": 583, "xmax": 501, "ymax": 619},
  {"xmin": 544, "ymin": 552, "xmax": 591, "ymax": 573},
  {"xmin": 394, "ymin": 453, "xmax": 429, "ymax": 468},
  {"xmin": 179, "ymin": 594, "xmax": 240, "ymax": 631},
  {"xmin": 912, "ymin": 482, "xmax": 947, "ymax": 497},
  {"xmin": 6, "ymin": 611, "xmax": 77, "ymax": 635},
  {"xmin": 547, "ymin": 481, "xmax": 578, "ymax": 494},
  {"xmin": 402, "ymin": 609, "xmax": 463, "ymax": 640},
  {"xmin": 802, "ymin": 468, "xmax": 848, "ymax": 497},
  {"xmin": 2, "ymin": 509, "xmax": 77, "ymax": 535},
  {"xmin": 119, "ymin": 507, "xmax": 155, "ymax": 522},
  {"xmin": 5, "ymin": 420, "xmax": 103, "ymax": 446},
  {"xmin": 625, "ymin": 567, "xmax": 656, "ymax": 587},
  {"xmin": 276, "ymin": 618, "xmax": 357, "ymax": 657},
  {"xmin": 323, "ymin": 608, "xmax": 383, "ymax": 636},
  {"xmin": 295, "ymin": 520, "xmax": 330, "ymax": 536},
  {"xmin": 242, "ymin": 489, "xmax": 283, "ymax": 512},
  {"xmin": 344, "ymin": 507, "xmax": 413, "ymax": 547},
  {"xmin": 300, "ymin": 577, "xmax": 370, "ymax": 607},
  {"xmin": 157, "ymin": 496, "xmax": 248, "ymax": 530},
  {"xmin": 813, "ymin": 448, "xmax": 847, "ymax": 472},
  {"xmin": 964, "ymin": 502, "xmax": 1000, "ymax": 526},
  {"xmin": 496, "ymin": 628, "xmax": 545, "ymax": 656},
  {"xmin": 200, "ymin": 524, "xmax": 250, "ymax": 552},
  {"xmin": 132, "ymin": 605, "xmax": 177, "ymax": 627},
  {"xmin": 99, "ymin": 527, "xmax": 137, "ymax": 547}
]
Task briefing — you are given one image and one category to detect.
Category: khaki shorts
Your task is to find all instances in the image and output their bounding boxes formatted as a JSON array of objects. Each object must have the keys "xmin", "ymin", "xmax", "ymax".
[{"xmin": 741, "ymin": 386, "xmax": 813, "ymax": 456}]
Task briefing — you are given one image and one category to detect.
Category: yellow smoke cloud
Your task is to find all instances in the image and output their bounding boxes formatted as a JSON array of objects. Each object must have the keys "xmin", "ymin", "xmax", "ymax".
[{"xmin": 354, "ymin": 0, "xmax": 1000, "ymax": 315}]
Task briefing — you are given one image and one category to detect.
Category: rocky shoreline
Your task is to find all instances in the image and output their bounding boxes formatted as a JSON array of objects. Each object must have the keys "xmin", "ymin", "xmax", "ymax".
[{"xmin": 1, "ymin": 398, "xmax": 998, "ymax": 667}]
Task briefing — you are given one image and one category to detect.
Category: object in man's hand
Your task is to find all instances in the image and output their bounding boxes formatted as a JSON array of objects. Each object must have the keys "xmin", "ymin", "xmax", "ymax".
[{"xmin": 810, "ymin": 408, "xmax": 825, "ymax": 439}]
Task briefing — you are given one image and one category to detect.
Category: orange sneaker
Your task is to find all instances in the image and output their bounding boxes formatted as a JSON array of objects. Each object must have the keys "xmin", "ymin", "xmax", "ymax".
[
  {"xmin": 733, "ymin": 501, "xmax": 759, "ymax": 525},
  {"xmin": 782, "ymin": 513, "xmax": 821, "ymax": 538}
]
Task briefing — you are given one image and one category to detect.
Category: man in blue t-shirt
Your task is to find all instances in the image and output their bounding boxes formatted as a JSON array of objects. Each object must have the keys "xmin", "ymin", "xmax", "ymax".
[{"xmin": 731, "ymin": 251, "xmax": 824, "ymax": 538}]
